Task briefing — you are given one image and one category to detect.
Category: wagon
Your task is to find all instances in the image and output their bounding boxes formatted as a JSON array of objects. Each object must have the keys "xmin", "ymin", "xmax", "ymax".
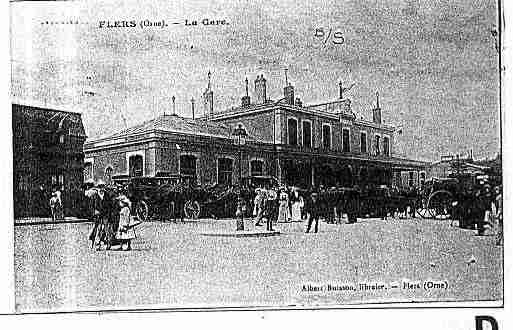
[
  {"xmin": 112, "ymin": 174, "xmax": 211, "ymax": 221},
  {"xmin": 416, "ymin": 177, "xmax": 458, "ymax": 219},
  {"xmin": 112, "ymin": 174, "xmax": 281, "ymax": 221}
]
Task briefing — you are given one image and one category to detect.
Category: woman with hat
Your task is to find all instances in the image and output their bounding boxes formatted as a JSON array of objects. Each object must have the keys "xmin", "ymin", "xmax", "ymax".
[{"xmin": 116, "ymin": 195, "xmax": 136, "ymax": 251}]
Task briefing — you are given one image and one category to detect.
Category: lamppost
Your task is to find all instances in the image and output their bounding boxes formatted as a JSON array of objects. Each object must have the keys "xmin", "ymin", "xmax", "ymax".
[{"xmin": 233, "ymin": 124, "xmax": 248, "ymax": 231}]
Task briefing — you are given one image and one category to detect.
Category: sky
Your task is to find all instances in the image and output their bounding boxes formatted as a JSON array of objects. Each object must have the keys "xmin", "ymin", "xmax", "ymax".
[{"xmin": 10, "ymin": 0, "xmax": 500, "ymax": 161}]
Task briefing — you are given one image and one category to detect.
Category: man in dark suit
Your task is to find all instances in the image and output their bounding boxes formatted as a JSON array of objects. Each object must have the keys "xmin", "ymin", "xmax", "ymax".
[
  {"xmin": 305, "ymin": 192, "xmax": 322, "ymax": 233},
  {"xmin": 89, "ymin": 180, "xmax": 116, "ymax": 250}
]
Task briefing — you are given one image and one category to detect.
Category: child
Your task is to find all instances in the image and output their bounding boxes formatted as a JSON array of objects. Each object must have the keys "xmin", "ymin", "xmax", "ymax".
[{"xmin": 116, "ymin": 195, "xmax": 136, "ymax": 251}]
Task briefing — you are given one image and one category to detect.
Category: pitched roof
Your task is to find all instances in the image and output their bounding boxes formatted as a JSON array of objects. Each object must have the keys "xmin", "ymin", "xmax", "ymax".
[
  {"xmin": 93, "ymin": 114, "xmax": 232, "ymax": 141},
  {"xmin": 12, "ymin": 103, "xmax": 86, "ymax": 137}
]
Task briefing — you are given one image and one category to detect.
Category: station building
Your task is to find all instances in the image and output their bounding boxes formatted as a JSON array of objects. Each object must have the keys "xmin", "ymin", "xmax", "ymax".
[{"xmin": 84, "ymin": 74, "xmax": 427, "ymax": 189}]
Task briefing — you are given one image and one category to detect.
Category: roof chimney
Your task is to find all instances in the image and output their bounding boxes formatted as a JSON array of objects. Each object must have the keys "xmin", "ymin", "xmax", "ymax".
[
  {"xmin": 283, "ymin": 69, "xmax": 294, "ymax": 105},
  {"xmin": 203, "ymin": 71, "xmax": 214, "ymax": 119},
  {"xmin": 171, "ymin": 96, "xmax": 176, "ymax": 115},
  {"xmin": 241, "ymin": 77, "xmax": 251, "ymax": 107},
  {"xmin": 254, "ymin": 74, "xmax": 267, "ymax": 104},
  {"xmin": 372, "ymin": 91, "xmax": 382, "ymax": 124}
]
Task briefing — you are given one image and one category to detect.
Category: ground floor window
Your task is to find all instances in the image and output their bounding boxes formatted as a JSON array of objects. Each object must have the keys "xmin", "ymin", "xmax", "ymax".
[
  {"xmin": 104, "ymin": 167, "xmax": 113, "ymax": 185},
  {"xmin": 250, "ymin": 159, "xmax": 264, "ymax": 176},
  {"xmin": 129, "ymin": 154, "xmax": 144, "ymax": 177},
  {"xmin": 218, "ymin": 158, "xmax": 233, "ymax": 185},
  {"xmin": 408, "ymin": 171, "xmax": 415, "ymax": 187},
  {"xmin": 180, "ymin": 155, "xmax": 197, "ymax": 184}
]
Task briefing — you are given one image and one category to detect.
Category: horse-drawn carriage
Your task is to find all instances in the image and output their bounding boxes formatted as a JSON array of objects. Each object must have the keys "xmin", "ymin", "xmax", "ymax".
[
  {"xmin": 111, "ymin": 174, "xmax": 280, "ymax": 221},
  {"xmin": 112, "ymin": 174, "xmax": 209, "ymax": 221},
  {"xmin": 417, "ymin": 170, "xmax": 501, "ymax": 220}
]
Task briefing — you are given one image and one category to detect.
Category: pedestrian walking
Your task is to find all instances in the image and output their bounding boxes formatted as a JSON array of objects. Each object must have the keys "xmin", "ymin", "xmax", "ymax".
[
  {"xmin": 266, "ymin": 188, "xmax": 278, "ymax": 224},
  {"xmin": 49, "ymin": 186, "xmax": 64, "ymax": 221},
  {"xmin": 89, "ymin": 180, "xmax": 115, "ymax": 250},
  {"xmin": 263, "ymin": 189, "xmax": 275, "ymax": 231},
  {"xmin": 305, "ymin": 192, "xmax": 322, "ymax": 233},
  {"xmin": 253, "ymin": 188, "xmax": 264, "ymax": 226}
]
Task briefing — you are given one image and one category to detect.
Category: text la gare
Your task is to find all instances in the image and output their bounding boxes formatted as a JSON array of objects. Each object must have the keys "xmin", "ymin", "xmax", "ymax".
[{"xmin": 185, "ymin": 18, "xmax": 228, "ymax": 26}]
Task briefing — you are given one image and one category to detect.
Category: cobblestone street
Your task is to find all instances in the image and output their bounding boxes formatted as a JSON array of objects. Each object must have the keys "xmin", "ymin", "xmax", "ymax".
[{"xmin": 14, "ymin": 217, "xmax": 503, "ymax": 313}]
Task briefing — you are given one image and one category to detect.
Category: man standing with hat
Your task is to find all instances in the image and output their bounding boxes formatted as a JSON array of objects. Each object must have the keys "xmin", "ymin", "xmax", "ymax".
[{"xmin": 305, "ymin": 192, "xmax": 322, "ymax": 233}]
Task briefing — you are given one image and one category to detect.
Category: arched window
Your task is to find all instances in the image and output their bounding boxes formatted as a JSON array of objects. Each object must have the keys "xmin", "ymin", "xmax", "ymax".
[
  {"xmin": 375, "ymin": 135, "xmax": 381, "ymax": 155},
  {"xmin": 218, "ymin": 158, "xmax": 233, "ymax": 185},
  {"xmin": 287, "ymin": 117, "xmax": 298, "ymax": 146},
  {"xmin": 128, "ymin": 154, "xmax": 144, "ymax": 177},
  {"xmin": 250, "ymin": 159, "xmax": 264, "ymax": 177},
  {"xmin": 180, "ymin": 155, "xmax": 197, "ymax": 184}
]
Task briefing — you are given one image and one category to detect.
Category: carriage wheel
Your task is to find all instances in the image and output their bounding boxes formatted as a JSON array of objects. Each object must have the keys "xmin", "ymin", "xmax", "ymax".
[
  {"xmin": 184, "ymin": 200, "xmax": 201, "ymax": 219},
  {"xmin": 427, "ymin": 190, "xmax": 453, "ymax": 219},
  {"xmin": 135, "ymin": 200, "xmax": 149, "ymax": 222},
  {"xmin": 416, "ymin": 197, "xmax": 431, "ymax": 219}
]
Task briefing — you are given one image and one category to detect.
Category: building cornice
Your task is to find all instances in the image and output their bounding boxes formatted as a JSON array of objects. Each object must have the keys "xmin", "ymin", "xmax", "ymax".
[{"xmin": 209, "ymin": 102, "xmax": 395, "ymax": 132}]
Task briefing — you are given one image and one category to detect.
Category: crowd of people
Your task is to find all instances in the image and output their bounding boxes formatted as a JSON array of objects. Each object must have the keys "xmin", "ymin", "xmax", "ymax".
[
  {"xmin": 84, "ymin": 180, "xmax": 138, "ymax": 251},
  {"xmin": 452, "ymin": 182, "xmax": 503, "ymax": 245},
  {"xmin": 240, "ymin": 181, "xmax": 502, "ymax": 244},
  {"xmin": 242, "ymin": 185, "xmax": 361, "ymax": 234},
  {"xmin": 47, "ymin": 175, "xmax": 502, "ymax": 247}
]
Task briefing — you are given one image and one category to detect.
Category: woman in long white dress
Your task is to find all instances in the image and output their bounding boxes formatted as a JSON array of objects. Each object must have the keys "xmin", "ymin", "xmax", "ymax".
[
  {"xmin": 290, "ymin": 187, "xmax": 303, "ymax": 222},
  {"xmin": 277, "ymin": 188, "xmax": 291, "ymax": 222}
]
